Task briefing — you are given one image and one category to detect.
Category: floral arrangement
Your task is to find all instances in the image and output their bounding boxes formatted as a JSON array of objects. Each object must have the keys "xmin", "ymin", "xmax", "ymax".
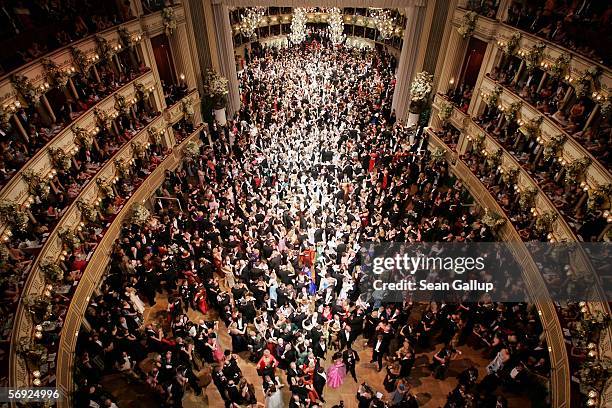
[
  {"xmin": 524, "ymin": 42, "xmax": 546, "ymax": 72},
  {"xmin": 500, "ymin": 167, "xmax": 519, "ymax": 184},
  {"xmin": 599, "ymin": 94, "xmax": 611, "ymax": 119},
  {"xmin": 58, "ymin": 227, "xmax": 81, "ymax": 250},
  {"xmin": 587, "ymin": 183, "xmax": 612, "ymax": 211},
  {"xmin": 17, "ymin": 337, "xmax": 47, "ymax": 363},
  {"xmin": 549, "ymin": 53, "xmax": 571, "ymax": 79},
  {"xmin": 409, "ymin": 71, "xmax": 434, "ymax": 114},
  {"xmin": 148, "ymin": 127, "xmax": 163, "ymax": 146},
  {"xmin": 482, "ymin": 209, "xmax": 506, "ymax": 231},
  {"xmin": 22, "ymin": 169, "xmax": 51, "ymax": 200},
  {"xmin": 503, "ymin": 101, "xmax": 522, "ymax": 123},
  {"xmin": 470, "ymin": 133, "xmax": 485, "ymax": 154},
  {"xmin": 485, "ymin": 148, "xmax": 503, "ymax": 168},
  {"xmin": 114, "ymin": 94, "xmax": 131, "ymax": 115},
  {"xmin": 114, "ymin": 158, "xmax": 131, "ymax": 178},
  {"xmin": 535, "ymin": 211, "xmax": 558, "ymax": 234},
  {"xmin": 49, "ymin": 147, "xmax": 72, "ymax": 171},
  {"xmin": 182, "ymin": 98, "xmax": 195, "ymax": 121},
  {"xmin": 11, "ymin": 74, "xmax": 41, "ymax": 105},
  {"xmin": 0, "ymin": 200, "xmax": 29, "ymax": 233},
  {"xmin": 94, "ymin": 108, "xmax": 112, "ymax": 130},
  {"xmin": 577, "ymin": 358, "xmax": 612, "ymax": 396},
  {"xmin": 429, "ymin": 148, "xmax": 446, "ymax": 165},
  {"xmin": 523, "ymin": 115, "xmax": 544, "ymax": 139},
  {"xmin": 95, "ymin": 35, "xmax": 114, "ymax": 61},
  {"xmin": 40, "ymin": 258, "xmax": 64, "ymax": 283},
  {"xmin": 97, "ymin": 179, "xmax": 115, "ymax": 199},
  {"xmin": 135, "ymin": 82, "xmax": 152, "ymax": 100},
  {"xmin": 457, "ymin": 11, "xmax": 477, "ymax": 39},
  {"xmin": 132, "ymin": 141, "xmax": 148, "ymax": 159},
  {"xmin": 130, "ymin": 203, "xmax": 151, "ymax": 226},
  {"xmin": 0, "ymin": 104, "xmax": 12, "ymax": 131},
  {"xmin": 543, "ymin": 134, "xmax": 566, "ymax": 161},
  {"xmin": 501, "ymin": 32, "xmax": 521, "ymax": 56},
  {"xmin": 72, "ymin": 125, "xmax": 93, "ymax": 150},
  {"xmin": 203, "ymin": 69, "xmax": 229, "ymax": 109},
  {"xmin": 484, "ymin": 85, "xmax": 502, "ymax": 108},
  {"xmin": 162, "ymin": 7, "xmax": 177, "ymax": 36},
  {"xmin": 77, "ymin": 200, "xmax": 98, "ymax": 222},
  {"xmin": 574, "ymin": 65, "xmax": 602, "ymax": 98},
  {"xmin": 564, "ymin": 157, "xmax": 591, "ymax": 185},
  {"xmin": 184, "ymin": 140, "xmax": 201, "ymax": 158},
  {"xmin": 438, "ymin": 101, "xmax": 454, "ymax": 123},
  {"xmin": 41, "ymin": 58, "xmax": 69, "ymax": 88},
  {"xmin": 70, "ymin": 46, "xmax": 91, "ymax": 74},
  {"xmin": 22, "ymin": 295, "xmax": 52, "ymax": 324},
  {"xmin": 519, "ymin": 187, "xmax": 538, "ymax": 210},
  {"xmin": 117, "ymin": 26, "xmax": 139, "ymax": 49}
]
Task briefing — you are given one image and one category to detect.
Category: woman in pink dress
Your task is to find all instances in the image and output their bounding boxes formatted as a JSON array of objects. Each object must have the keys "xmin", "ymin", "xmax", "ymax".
[{"xmin": 326, "ymin": 353, "xmax": 347, "ymax": 389}]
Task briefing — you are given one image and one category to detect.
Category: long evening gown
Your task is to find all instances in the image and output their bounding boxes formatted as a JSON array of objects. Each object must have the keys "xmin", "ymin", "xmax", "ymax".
[{"xmin": 326, "ymin": 360, "xmax": 347, "ymax": 389}]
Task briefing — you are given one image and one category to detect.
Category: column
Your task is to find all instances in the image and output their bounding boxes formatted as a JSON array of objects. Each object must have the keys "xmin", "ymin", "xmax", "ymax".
[
  {"xmin": 212, "ymin": 2, "xmax": 240, "ymax": 118},
  {"xmin": 437, "ymin": 29, "xmax": 468, "ymax": 98},
  {"xmin": 140, "ymin": 36, "xmax": 167, "ymax": 111},
  {"xmin": 169, "ymin": 23, "xmax": 197, "ymax": 90},
  {"xmin": 391, "ymin": 4, "xmax": 428, "ymax": 124}
]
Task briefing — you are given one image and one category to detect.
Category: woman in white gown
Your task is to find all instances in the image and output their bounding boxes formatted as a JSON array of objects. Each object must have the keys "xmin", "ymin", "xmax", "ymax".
[{"xmin": 264, "ymin": 383, "xmax": 284, "ymax": 408}]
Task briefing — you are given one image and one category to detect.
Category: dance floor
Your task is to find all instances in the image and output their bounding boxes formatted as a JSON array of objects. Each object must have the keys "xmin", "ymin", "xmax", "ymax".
[{"xmin": 98, "ymin": 294, "xmax": 533, "ymax": 408}]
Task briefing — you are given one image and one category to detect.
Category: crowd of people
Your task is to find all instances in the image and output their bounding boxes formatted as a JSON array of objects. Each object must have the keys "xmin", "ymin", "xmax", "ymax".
[
  {"xmin": 0, "ymin": 57, "xmax": 150, "ymax": 190},
  {"xmin": 505, "ymin": 0, "xmax": 612, "ymax": 65},
  {"xmin": 71, "ymin": 38, "xmax": 551, "ymax": 408}
]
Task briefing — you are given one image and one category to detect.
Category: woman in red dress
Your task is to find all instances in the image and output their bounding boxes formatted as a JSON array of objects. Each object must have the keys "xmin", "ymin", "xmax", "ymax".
[{"xmin": 257, "ymin": 349, "xmax": 278, "ymax": 379}]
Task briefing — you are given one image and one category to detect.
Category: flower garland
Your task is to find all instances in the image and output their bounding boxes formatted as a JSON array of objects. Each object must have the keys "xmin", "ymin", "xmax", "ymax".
[
  {"xmin": 535, "ymin": 211, "xmax": 558, "ymax": 234},
  {"xmin": 0, "ymin": 104, "xmax": 13, "ymax": 131},
  {"xmin": 58, "ymin": 227, "xmax": 81, "ymax": 250},
  {"xmin": 501, "ymin": 32, "xmax": 521, "ymax": 56},
  {"xmin": 524, "ymin": 42, "xmax": 546, "ymax": 72},
  {"xmin": 485, "ymin": 148, "xmax": 503, "ymax": 168},
  {"xmin": 470, "ymin": 133, "xmax": 485, "ymax": 154},
  {"xmin": 518, "ymin": 187, "xmax": 538, "ymax": 210},
  {"xmin": 11, "ymin": 74, "xmax": 41, "ymax": 105},
  {"xmin": 503, "ymin": 101, "xmax": 522, "ymax": 123},
  {"xmin": 41, "ymin": 58, "xmax": 69, "ymax": 88},
  {"xmin": 97, "ymin": 179, "xmax": 116, "ymax": 200},
  {"xmin": 564, "ymin": 157, "xmax": 591, "ymax": 185},
  {"xmin": 184, "ymin": 140, "xmax": 201, "ymax": 158},
  {"xmin": 132, "ymin": 141, "xmax": 149, "ymax": 159},
  {"xmin": 148, "ymin": 126, "xmax": 163, "ymax": 146},
  {"xmin": 500, "ymin": 167, "xmax": 519, "ymax": 185},
  {"xmin": 409, "ymin": 71, "xmax": 433, "ymax": 114},
  {"xmin": 548, "ymin": 53, "xmax": 571, "ymax": 79},
  {"xmin": 203, "ymin": 69, "xmax": 229, "ymax": 109},
  {"xmin": 483, "ymin": 85, "xmax": 503, "ymax": 108},
  {"xmin": 162, "ymin": 7, "xmax": 177, "ymax": 36},
  {"xmin": 21, "ymin": 295, "xmax": 52, "ymax": 324},
  {"xmin": 40, "ymin": 258, "xmax": 64, "ymax": 283},
  {"xmin": 72, "ymin": 125, "xmax": 93, "ymax": 150},
  {"xmin": 523, "ymin": 115, "xmax": 544, "ymax": 139},
  {"xmin": 22, "ymin": 169, "xmax": 51, "ymax": 200},
  {"xmin": 0, "ymin": 200, "xmax": 29, "ymax": 233},
  {"xmin": 181, "ymin": 98, "xmax": 195, "ymax": 121},
  {"xmin": 95, "ymin": 35, "xmax": 115, "ymax": 61},
  {"xmin": 114, "ymin": 158, "xmax": 132, "ymax": 178},
  {"xmin": 17, "ymin": 337, "xmax": 47, "ymax": 363},
  {"xmin": 94, "ymin": 108, "xmax": 112, "ymax": 130},
  {"xmin": 598, "ymin": 94, "xmax": 611, "ymax": 118},
  {"xmin": 543, "ymin": 134, "xmax": 566, "ymax": 161},
  {"xmin": 587, "ymin": 183, "xmax": 612, "ymax": 211},
  {"xmin": 574, "ymin": 65, "xmax": 602, "ymax": 98},
  {"xmin": 482, "ymin": 209, "xmax": 506, "ymax": 231},
  {"xmin": 77, "ymin": 200, "xmax": 98, "ymax": 222},
  {"xmin": 457, "ymin": 11, "xmax": 478, "ymax": 39},
  {"xmin": 438, "ymin": 101, "xmax": 453, "ymax": 123},
  {"xmin": 429, "ymin": 148, "xmax": 446, "ymax": 165},
  {"xmin": 130, "ymin": 203, "xmax": 151, "ymax": 226},
  {"xmin": 70, "ymin": 47, "xmax": 92, "ymax": 74},
  {"xmin": 49, "ymin": 147, "xmax": 72, "ymax": 171},
  {"xmin": 135, "ymin": 82, "xmax": 152, "ymax": 100}
]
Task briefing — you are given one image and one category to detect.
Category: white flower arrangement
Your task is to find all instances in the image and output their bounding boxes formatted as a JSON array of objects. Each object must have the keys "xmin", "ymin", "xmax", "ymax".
[
  {"xmin": 457, "ymin": 11, "xmax": 477, "ymax": 39},
  {"xmin": 409, "ymin": 71, "xmax": 433, "ymax": 113},
  {"xmin": 162, "ymin": 7, "xmax": 177, "ymax": 36},
  {"xmin": 203, "ymin": 69, "xmax": 229, "ymax": 109}
]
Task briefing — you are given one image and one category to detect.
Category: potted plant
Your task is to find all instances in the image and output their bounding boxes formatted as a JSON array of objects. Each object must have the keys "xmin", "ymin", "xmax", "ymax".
[{"xmin": 203, "ymin": 69, "xmax": 229, "ymax": 125}]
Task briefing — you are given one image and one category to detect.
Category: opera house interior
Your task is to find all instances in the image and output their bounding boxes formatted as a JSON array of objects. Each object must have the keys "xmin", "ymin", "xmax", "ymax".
[{"xmin": 0, "ymin": 0, "xmax": 610, "ymax": 407}]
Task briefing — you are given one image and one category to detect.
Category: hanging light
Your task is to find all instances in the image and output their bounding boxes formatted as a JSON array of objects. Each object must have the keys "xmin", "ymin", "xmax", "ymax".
[
  {"xmin": 289, "ymin": 8, "xmax": 308, "ymax": 45},
  {"xmin": 327, "ymin": 7, "xmax": 345, "ymax": 46},
  {"xmin": 239, "ymin": 7, "xmax": 266, "ymax": 39},
  {"xmin": 369, "ymin": 8, "xmax": 395, "ymax": 40}
]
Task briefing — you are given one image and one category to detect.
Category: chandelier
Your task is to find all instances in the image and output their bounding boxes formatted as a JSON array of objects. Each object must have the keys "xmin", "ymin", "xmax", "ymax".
[
  {"xmin": 289, "ymin": 7, "xmax": 307, "ymax": 45},
  {"xmin": 239, "ymin": 7, "xmax": 266, "ymax": 39},
  {"xmin": 327, "ymin": 7, "xmax": 345, "ymax": 45},
  {"xmin": 369, "ymin": 8, "xmax": 395, "ymax": 40}
]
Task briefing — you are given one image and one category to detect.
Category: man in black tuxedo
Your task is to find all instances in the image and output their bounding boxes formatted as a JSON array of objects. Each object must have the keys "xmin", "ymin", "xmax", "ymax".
[
  {"xmin": 313, "ymin": 366, "xmax": 327, "ymax": 403},
  {"xmin": 342, "ymin": 347, "xmax": 360, "ymax": 382},
  {"xmin": 313, "ymin": 337, "xmax": 327, "ymax": 359},
  {"xmin": 339, "ymin": 325, "xmax": 354, "ymax": 351},
  {"xmin": 371, "ymin": 334, "xmax": 389, "ymax": 371}
]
